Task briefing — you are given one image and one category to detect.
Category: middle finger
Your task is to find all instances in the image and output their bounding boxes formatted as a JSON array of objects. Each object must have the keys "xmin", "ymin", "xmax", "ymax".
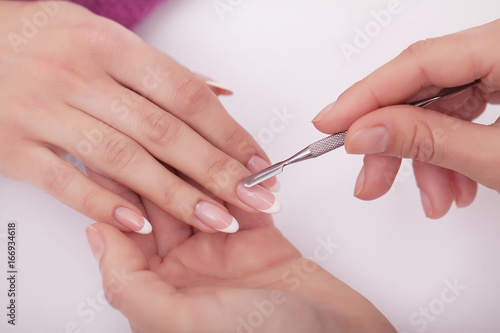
[{"xmin": 67, "ymin": 78, "xmax": 281, "ymax": 214}]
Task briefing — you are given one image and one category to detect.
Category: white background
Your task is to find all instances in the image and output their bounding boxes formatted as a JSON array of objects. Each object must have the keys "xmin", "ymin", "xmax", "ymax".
[{"xmin": 1, "ymin": 0, "xmax": 500, "ymax": 332}]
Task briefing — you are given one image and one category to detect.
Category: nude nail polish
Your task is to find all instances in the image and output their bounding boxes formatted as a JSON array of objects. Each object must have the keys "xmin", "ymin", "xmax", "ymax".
[
  {"xmin": 236, "ymin": 183, "xmax": 282, "ymax": 214},
  {"xmin": 195, "ymin": 201, "xmax": 239, "ymax": 233},
  {"xmin": 114, "ymin": 207, "xmax": 153, "ymax": 234}
]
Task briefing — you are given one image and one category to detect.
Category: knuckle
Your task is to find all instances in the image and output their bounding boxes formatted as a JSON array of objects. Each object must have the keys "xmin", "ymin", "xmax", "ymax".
[
  {"xmin": 161, "ymin": 182, "xmax": 189, "ymax": 211},
  {"xmin": 141, "ymin": 111, "xmax": 181, "ymax": 147},
  {"xmin": 100, "ymin": 136, "xmax": 138, "ymax": 172},
  {"xmin": 405, "ymin": 123, "xmax": 436, "ymax": 163},
  {"xmin": 162, "ymin": 182, "xmax": 181, "ymax": 207},
  {"xmin": 221, "ymin": 128, "xmax": 257, "ymax": 158},
  {"xmin": 72, "ymin": 16, "xmax": 127, "ymax": 57},
  {"xmin": 78, "ymin": 20, "xmax": 117, "ymax": 46},
  {"xmin": 207, "ymin": 155, "xmax": 240, "ymax": 192},
  {"xmin": 26, "ymin": 57, "xmax": 85, "ymax": 95},
  {"xmin": 403, "ymin": 38, "xmax": 436, "ymax": 58},
  {"xmin": 80, "ymin": 188, "xmax": 100, "ymax": 218},
  {"xmin": 172, "ymin": 77, "xmax": 210, "ymax": 115},
  {"xmin": 43, "ymin": 162, "xmax": 75, "ymax": 198}
]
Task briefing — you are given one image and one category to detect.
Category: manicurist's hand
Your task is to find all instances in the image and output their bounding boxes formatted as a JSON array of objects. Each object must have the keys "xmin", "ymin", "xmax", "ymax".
[
  {"xmin": 313, "ymin": 19, "xmax": 500, "ymax": 218},
  {"xmin": 0, "ymin": 1, "xmax": 279, "ymax": 234},
  {"xmin": 86, "ymin": 199, "xmax": 395, "ymax": 333}
]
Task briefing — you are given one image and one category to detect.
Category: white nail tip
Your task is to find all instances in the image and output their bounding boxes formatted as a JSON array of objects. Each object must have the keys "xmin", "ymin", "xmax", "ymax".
[
  {"xmin": 205, "ymin": 80, "xmax": 233, "ymax": 93},
  {"xmin": 136, "ymin": 217, "xmax": 153, "ymax": 235},
  {"xmin": 216, "ymin": 217, "xmax": 240, "ymax": 233},
  {"xmin": 260, "ymin": 199, "xmax": 282, "ymax": 214}
]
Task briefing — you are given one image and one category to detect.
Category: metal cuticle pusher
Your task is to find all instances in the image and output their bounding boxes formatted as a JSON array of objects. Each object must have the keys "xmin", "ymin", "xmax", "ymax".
[{"xmin": 242, "ymin": 79, "xmax": 481, "ymax": 188}]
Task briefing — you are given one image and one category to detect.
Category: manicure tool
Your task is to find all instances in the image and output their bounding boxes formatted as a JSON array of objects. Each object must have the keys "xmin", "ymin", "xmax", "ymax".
[{"xmin": 242, "ymin": 79, "xmax": 481, "ymax": 188}]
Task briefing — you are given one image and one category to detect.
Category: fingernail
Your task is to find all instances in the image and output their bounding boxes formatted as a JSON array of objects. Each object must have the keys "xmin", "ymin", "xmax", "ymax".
[
  {"xmin": 193, "ymin": 73, "xmax": 233, "ymax": 95},
  {"xmin": 114, "ymin": 207, "xmax": 153, "ymax": 234},
  {"xmin": 453, "ymin": 188, "xmax": 468, "ymax": 209},
  {"xmin": 455, "ymin": 195, "xmax": 467, "ymax": 208},
  {"xmin": 246, "ymin": 155, "xmax": 280, "ymax": 192},
  {"xmin": 312, "ymin": 101, "xmax": 335, "ymax": 123},
  {"xmin": 195, "ymin": 201, "xmax": 239, "ymax": 233},
  {"xmin": 205, "ymin": 80, "xmax": 233, "ymax": 95},
  {"xmin": 269, "ymin": 181, "xmax": 281, "ymax": 192},
  {"xmin": 347, "ymin": 126, "xmax": 390, "ymax": 154},
  {"xmin": 85, "ymin": 226, "xmax": 104, "ymax": 262},
  {"xmin": 420, "ymin": 191, "xmax": 433, "ymax": 218},
  {"xmin": 354, "ymin": 165, "xmax": 365, "ymax": 197},
  {"xmin": 237, "ymin": 183, "xmax": 281, "ymax": 214}
]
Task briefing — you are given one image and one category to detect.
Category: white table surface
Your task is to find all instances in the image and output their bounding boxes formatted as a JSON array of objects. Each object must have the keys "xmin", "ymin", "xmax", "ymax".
[{"xmin": 1, "ymin": 1, "xmax": 500, "ymax": 332}]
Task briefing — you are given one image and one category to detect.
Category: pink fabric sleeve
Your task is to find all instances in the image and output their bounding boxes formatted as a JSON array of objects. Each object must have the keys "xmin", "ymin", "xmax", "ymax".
[
  {"xmin": 24, "ymin": 0, "xmax": 165, "ymax": 29},
  {"xmin": 71, "ymin": 0, "xmax": 165, "ymax": 29}
]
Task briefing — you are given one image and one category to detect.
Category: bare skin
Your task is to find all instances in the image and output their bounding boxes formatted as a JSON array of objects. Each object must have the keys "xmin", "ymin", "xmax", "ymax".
[
  {"xmin": 88, "ymin": 201, "xmax": 396, "ymax": 333},
  {"xmin": 313, "ymin": 19, "xmax": 500, "ymax": 218}
]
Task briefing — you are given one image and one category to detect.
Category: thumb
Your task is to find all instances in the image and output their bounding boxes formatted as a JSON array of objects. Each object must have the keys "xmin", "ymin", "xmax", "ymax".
[
  {"xmin": 85, "ymin": 223, "xmax": 177, "ymax": 330},
  {"xmin": 345, "ymin": 105, "xmax": 500, "ymax": 191}
]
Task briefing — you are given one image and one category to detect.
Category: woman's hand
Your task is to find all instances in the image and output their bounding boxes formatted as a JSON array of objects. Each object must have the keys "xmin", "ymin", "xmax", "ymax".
[
  {"xmin": 86, "ymin": 201, "xmax": 395, "ymax": 332},
  {"xmin": 313, "ymin": 19, "xmax": 500, "ymax": 218},
  {"xmin": 0, "ymin": 1, "xmax": 278, "ymax": 234}
]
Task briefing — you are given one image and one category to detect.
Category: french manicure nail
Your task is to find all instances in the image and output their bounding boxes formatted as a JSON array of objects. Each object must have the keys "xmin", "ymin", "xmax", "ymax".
[
  {"xmin": 420, "ymin": 191, "xmax": 433, "ymax": 218},
  {"xmin": 195, "ymin": 201, "xmax": 239, "ymax": 233},
  {"xmin": 246, "ymin": 155, "xmax": 280, "ymax": 192},
  {"xmin": 237, "ymin": 183, "xmax": 282, "ymax": 214},
  {"xmin": 354, "ymin": 165, "xmax": 365, "ymax": 197},
  {"xmin": 347, "ymin": 126, "xmax": 390, "ymax": 154},
  {"xmin": 193, "ymin": 73, "xmax": 233, "ymax": 95},
  {"xmin": 312, "ymin": 101, "xmax": 335, "ymax": 123},
  {"xmin": 205, "ymin": 80, "xmax": 234, "ymax": 95},
  {"xmin": 85, "ymin": 226, "xmax": 104, "ymax": 262},
  {"xmin": 269, "ymin": 181, "xmax": 281, "ymax": 192},
  {"xmin": 114, "ymin": 207, "xmax": 153, "ymax": 234}
]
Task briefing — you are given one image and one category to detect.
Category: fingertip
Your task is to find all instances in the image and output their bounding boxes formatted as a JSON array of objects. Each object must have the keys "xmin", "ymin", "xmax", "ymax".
[
  {"xmin": 312, "ymin": 101, "xmax": 336, "ymax": 123},
  {"xmin": 353, "ymin": 165, "xmax": 365, "ymax": 197},
  {"xmin": 354, "ymin": 155, "xmax": 401, "ymax": 200},
  {"xmin": 85, "ymin": 224, "xmax": 105, "ymax": 262},
  {"xmin": 205, "ymin": 80, "xmax": 234, "ymax": 96},
  {"xmin": 451, "ymin": 172, "xmax": 477, "ymax": 208},
  {"xmin": 115, "ymin": 207, "xmax": 154, "ymax": 234},
  {"xmin": 136, "ymin": 217, "xmax": 153, "ymax": 235},
  {"xmin": 312, "ymin": 101, "xmax": 351, "ymax": 134},
  {"xmin": 419, "ymin": 190, "xmax": 434, "ymax": 218},
  {"xmin": 419, "ymin": 188, "xmax": 453, "ymax": 220},
  {"xmin": 455, "ymin": 187, "xmax": 477, "ymax": 208},
  {"xmin": 413, "ymin": 162, "xmax": 455, "ymax": 219},
  {"xmin": 215, "ymin": 217, "xmax": 239, "ymax": 233},
  {"xmin": 193, "ymin": 73, "xmax": 234, "ymax": 95}
]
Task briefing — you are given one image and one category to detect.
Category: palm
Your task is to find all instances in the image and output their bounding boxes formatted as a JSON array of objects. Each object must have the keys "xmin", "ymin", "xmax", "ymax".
[
  {"xmin": 122, "ymin": 202, "xmax": 343, "ymax": 332},
  {"xmin": 136, "ymin": 202, "xmax": 301, "ymax": 292},
  {"xmin": 116, "ymin": 200, "xmax": 395, "ymax": 333}
]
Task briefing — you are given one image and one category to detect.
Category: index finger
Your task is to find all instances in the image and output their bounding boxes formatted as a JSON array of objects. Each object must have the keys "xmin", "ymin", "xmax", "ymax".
[
  {"xmin": 95, "ymin": 24, "xmax": 267, "ymax": 166},
  {"xmin": 313, "ymin": 19, "xmax": 500, "ymax": 134}
]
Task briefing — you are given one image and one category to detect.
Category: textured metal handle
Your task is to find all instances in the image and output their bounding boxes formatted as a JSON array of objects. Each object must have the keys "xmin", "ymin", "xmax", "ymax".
[{"xmin": 308, "ymin": 131, "xmax": 346, "ymax": 157}]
